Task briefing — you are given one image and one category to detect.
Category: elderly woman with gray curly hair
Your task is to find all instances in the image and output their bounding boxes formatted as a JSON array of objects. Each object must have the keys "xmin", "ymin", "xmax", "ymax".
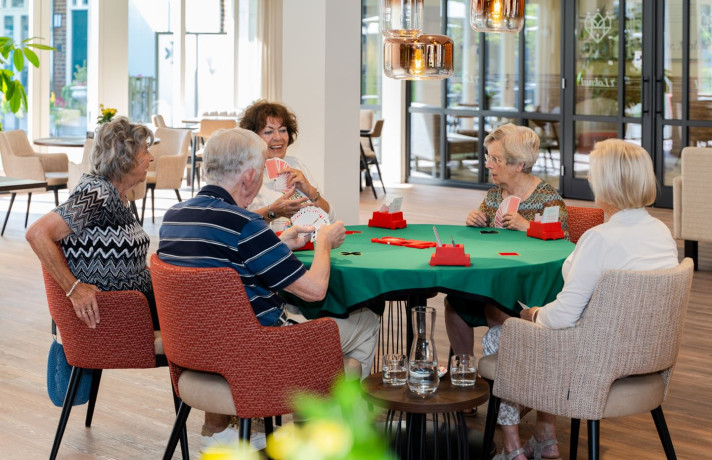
[{"xmin": 27, "ymin": 117, "xmax": 158, "ymax": 330}]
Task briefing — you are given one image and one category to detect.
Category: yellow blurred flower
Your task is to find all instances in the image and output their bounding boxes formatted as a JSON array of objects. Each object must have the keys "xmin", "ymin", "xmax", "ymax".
[
  {"xmin": 97, "ymin": 104, "xmax": 117, "ymax": 124},
  {"xmin": 200, "ymin": 441, "xmax": 260, "ymax": 460}
]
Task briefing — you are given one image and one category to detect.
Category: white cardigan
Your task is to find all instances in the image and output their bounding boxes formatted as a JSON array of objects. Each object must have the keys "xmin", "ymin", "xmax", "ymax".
[{"xmin": 537, "ymin": 208, "xmax": 679, "ymax": 329}]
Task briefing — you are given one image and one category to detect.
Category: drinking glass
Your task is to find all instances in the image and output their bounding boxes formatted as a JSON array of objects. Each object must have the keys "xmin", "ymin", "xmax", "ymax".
[
  {"xmin": 450, "ymin": 354, "xmax": 477, "ymax": 387},
  {"xmin": 382, "ymin": 354, "xmax": 407, "ymax": 386}
]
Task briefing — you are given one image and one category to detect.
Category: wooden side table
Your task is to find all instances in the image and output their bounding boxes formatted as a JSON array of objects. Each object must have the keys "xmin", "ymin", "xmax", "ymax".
[{"xmin": 362, "ymin": 373, "xmax": 490, "ymax": 460}]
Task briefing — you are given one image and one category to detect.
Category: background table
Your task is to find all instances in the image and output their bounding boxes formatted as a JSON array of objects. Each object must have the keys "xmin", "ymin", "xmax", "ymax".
[
  {"xmin": 1, "ymin": 177, "xmax": 48, "ymax": 236},
  {"xmin": 291, "ymin": 224, "xmax": 574, "ymax": 320},
  {"xmin": 362, "ymin": 372, "xmax": 490, "ymax": 459},
  {"xmin": 34, "ymin": 136, "xmax": 86, "ymax": 148}
]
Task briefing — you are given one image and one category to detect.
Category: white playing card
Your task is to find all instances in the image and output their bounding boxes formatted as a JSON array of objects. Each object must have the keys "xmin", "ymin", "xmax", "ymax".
[
  {"xmin": 389, "ymin": 196, "xmax": 403, "ymax": 213},
  {"xmin": 541, "ymin": 206, "xmax": 560, "ymax": 224},
  {"xmin": 290, "ymin": 206, "xmax": 330, "ymax": 243}
]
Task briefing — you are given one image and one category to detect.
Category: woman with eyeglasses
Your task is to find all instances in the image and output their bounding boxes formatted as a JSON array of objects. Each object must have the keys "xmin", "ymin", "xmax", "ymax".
[{"xmin": 445, "ymin": 124, "xmax": 569, "ymax": 404}]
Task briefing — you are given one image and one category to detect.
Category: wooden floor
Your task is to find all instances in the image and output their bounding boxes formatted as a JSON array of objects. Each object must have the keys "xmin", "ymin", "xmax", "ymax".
[{"xmin": 1, "ymin": 181, "xmax": 710, "ymax": 459}]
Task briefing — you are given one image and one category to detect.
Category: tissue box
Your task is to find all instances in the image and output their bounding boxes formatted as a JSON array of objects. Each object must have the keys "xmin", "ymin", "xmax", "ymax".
[
  {"xmin": 526, "ymin": 221, "xmax": 565, "ymax": 240},
  {"xmin": 429, "ymin": 244, "xmax": 471, "ymax": 266},
  {"xmin": 368, "ymin": 211, "xmax": 407, "ymax": 229}
]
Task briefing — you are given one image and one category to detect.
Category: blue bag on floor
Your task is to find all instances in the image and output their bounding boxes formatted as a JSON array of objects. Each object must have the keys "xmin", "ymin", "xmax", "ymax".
[{"xmin": 47, "ymin": 335, "xmax": 93, "ymax": 407}]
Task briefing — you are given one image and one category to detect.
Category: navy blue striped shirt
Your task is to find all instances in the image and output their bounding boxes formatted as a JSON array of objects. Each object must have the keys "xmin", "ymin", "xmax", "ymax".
[{"xmin": 157, "ymin": 185, "xmax": 307, "ymax": 326}]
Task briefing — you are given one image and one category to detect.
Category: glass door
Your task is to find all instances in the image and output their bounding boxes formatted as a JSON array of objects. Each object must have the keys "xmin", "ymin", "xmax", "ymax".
[{"xmin": 563, "ymin": 0, "xmax": 649, "ymax": 200}]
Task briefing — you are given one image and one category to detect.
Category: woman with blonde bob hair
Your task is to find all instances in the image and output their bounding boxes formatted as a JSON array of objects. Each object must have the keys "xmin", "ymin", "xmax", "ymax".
[{"xmin": 484, "ymin": 139, "xmax": 678, "ymax": 460}]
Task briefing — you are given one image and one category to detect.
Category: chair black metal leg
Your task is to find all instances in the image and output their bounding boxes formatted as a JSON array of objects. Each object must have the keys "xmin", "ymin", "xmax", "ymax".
[
  {"xmin": 587, "ymin": 419, "xmax": 599, "ymax": 460},
  {"xmin": 360, "ymin": 147, "xmax": 378, "ymax": 199},
  {"xmin": 570, "ymin": 418, "xmax": 580, "ymax": 460},
  {"xmin": 151, "ymin": 186, "xmax": 156, "ymax": 223},
  {"xmin": 264, "ymin": 417, "xmax": 274, "ymax": 436},
  {"xmin": 238, "ymin": 418, "xmax": 251, "ymax": 441},
  {"xmin": 163, "ymin": 401, "xmax": 192, "ymax": 460},
  {"xmin": 482, "ymin": 380, "xmax": 500, "ymax": 460},
  {"xmin": 1, "ymin": 192, "xmax": 17, "ymax": 236},
  {"xmin": 50, "ymin": 366, "xmax": 83, "ymax": 460},
  {"xmin": 130, "ymin": 200, "xmax": 140, "ymax": 222},
  {"xmin": 140, "ymin": 195, "xmax": 147, "ymax": 225},
  {"xmin": 24, "ymin": 192, "xmax": 32, "ymax": 227},
  {"xmin": 373, "ymin": 160, "xmax": 386, "ymax": 193},
  {"xmin": 275, "ymin": 415, "xmax": 282, "ymax": 426},
  {"xmin": 175, "ymin": 189, "xmax": 182, "ymax": 202},
  {"xmin": 170, "ymin": 389, "xmax": 190, "ymax": 460},
  {"xmin": 54, "ymin": 188, "xmax": 60, "ymax": 206},
  {"xmin": 85, "ymin": 369, "xmax": 102, "ymax": 427},
  {"xmin": 651, "ymin": 406, "xmax": 677, "ymax": 460},
  {"xmin": 684, "ymin": 240, "xmax": 698, "ymax": 271}
]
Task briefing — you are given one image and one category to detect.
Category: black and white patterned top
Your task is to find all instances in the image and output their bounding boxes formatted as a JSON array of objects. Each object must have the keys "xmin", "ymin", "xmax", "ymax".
[{"xmin": 54, "ymin": 174, "xmax": 152, "ymax": 293}]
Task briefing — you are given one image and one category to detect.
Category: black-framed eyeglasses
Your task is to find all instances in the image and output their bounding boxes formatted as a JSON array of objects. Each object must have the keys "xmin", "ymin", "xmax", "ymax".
[{"xmin": 340, "ymin": 251, "xmax": 362, "ymax": 256}]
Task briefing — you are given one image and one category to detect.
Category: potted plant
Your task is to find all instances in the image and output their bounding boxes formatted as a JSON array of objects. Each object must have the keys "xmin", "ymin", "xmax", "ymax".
[{"xmin": 0, "ymin": 36, "xmax": 54, "ymax": 130}]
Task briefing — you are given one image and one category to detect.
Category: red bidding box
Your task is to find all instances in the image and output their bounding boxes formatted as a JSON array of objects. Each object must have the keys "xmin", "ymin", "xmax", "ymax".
[
  {"xmin": 430, "ymin": 244, "xmax": 471, "ymax": 267},
  {"xmin": 526, "ymin": 221, "xmax": 565, "ymax": 240},
  {"xmin": 368, "ymin": 211, "xmax": 407, "ymax": 229}
]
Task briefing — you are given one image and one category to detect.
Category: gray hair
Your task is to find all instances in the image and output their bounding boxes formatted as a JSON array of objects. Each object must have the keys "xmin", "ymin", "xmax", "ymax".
[
  {"xmin": 202, "ymin": 128, "xmax": 266, "ymax": 186},
  {"xmin": 484, "ymin": 123, "xmax": 540, "ymax": 174},
  {"xmin": 90, "ymin": 117, "xmax": 154, "ymax": 182}
]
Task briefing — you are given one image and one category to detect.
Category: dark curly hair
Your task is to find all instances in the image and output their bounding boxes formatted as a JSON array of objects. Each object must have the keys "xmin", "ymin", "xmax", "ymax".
[
  {"xmin": 90, "ymin": 116, "xmax": 154, "ymax": 182},
  {"xmin": 239, "ymin": 100, "xmax": 299, "ymax": 146}
]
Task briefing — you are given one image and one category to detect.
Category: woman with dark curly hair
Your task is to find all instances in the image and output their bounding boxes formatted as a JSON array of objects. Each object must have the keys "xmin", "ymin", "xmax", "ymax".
[
  {"xmin": 239, "ymin": 100, "xmax": 334, "ymax": 229},
  {"xmin": 26, "ymin": 117, "xmax": 158, "ymax": 329}
]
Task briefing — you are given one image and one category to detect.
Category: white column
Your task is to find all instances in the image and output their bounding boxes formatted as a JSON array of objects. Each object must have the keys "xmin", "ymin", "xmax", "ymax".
[
  {"xmin": 381, "ymin": 76, "xmax": 406, "ymax": 183},
  {"xmin": 281, "ymin": 0, "xmax": 361, "ymax": 224},
  {"xmin": 87, "ymin": 0, "xmax": 129, "ymax": 130},
  {"xmin": 29, "ymin": 0, "xmax": 51, "ymax": 139},
  {"xmin": 170, "ymin": 0, "xmax": 186, "ymax": 121}
]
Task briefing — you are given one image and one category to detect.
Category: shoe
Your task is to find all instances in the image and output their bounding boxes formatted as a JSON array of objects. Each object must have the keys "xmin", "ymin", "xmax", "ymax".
[
  {"xmin": 200, "ymin": 425, "xmax": 267, "ymax": 453},
  {"xmin": 492, "ymin": 447, "xmax": 526, "ymax": 460},
  {"xmin": 523, "ymin": 436, "xmax": 561, "ymax": 460},
  {"xmin": 462, "ymin": 407, "xmax": 478, "ymax": 417}
]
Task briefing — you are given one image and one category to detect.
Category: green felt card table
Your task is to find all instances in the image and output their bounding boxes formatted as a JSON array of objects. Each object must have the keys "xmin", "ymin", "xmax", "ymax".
[{"xmin": 290, "ymin": 224, "xmax": 575, "ymax": 320}]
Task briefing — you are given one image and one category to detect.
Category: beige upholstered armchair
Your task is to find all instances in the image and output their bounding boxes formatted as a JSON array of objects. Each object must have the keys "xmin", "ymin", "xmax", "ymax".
[
  {"xmin": 480, "ymin": 259, "xmax": 694, "ymax": 460},
  {"xmin": 0, "ymin": 130, "xmax": 68, "ymax": 231},
  {"xmin": 67, "ymin": 138, "xmax": 93, "ymax": 193},
  {"xmin": 144, "ymin": 127, "xmax": 191, "ymax": 223},
  {"xmin": 673, "ymin": 147, "xmax": 712, "ymax": 270}
]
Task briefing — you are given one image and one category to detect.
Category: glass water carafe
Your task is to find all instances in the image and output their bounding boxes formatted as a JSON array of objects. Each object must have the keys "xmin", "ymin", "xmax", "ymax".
[{"xmin": 407, "ymin": 306, "xmax": 439, "ymax": 395}]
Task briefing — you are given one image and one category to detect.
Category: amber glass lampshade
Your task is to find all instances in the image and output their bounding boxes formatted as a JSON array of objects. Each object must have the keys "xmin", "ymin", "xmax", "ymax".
[
  {"xmin": 383, "ymin": 35, "xmax": 454, "ymax": 80},
  {"xmin": 380, "ymin": 0, "xmax": 423, "ymax": 38},
  {"xmin": 470, "ymin": 0, "xmax": 525, "ymax": 33}
]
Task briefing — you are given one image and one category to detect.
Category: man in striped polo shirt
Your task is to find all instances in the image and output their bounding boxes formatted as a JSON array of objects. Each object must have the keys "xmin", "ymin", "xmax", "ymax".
[{"xmin": 157, "ymin": 127, "xmax": 379, "ymax": 452}]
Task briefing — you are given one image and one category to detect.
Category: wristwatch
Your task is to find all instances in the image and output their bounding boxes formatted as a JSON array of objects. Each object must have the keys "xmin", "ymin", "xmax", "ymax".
[{"xmin": 267, "ymin": 205, "xmax": 276, "ymax": 220}]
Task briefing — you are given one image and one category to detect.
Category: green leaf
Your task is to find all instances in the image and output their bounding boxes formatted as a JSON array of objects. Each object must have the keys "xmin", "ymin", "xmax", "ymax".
[
  {"xmin": 9, "ymin": 83, "xmax": 22, "ymax": 112},
  {"xmin": 23, "ymin": 48, "xmax": 39, "ymax": 67},
  {"xmin": 19, "ymin": 84, "xmax": 28, "ymax": 112},
  {"xmin": 13, "ymin": 48, "xmax": 24, "ymax": 72},
  {"xmin": 5, "ymin": 79, "xmax": 15, "ymax": 100},
  {"xmin": 21, "ymin": 36, "xmax": 42, "ymax": 44},
  {"xmin": 26, "ymin": 43, "xmax": 56, "ymax": 51}
]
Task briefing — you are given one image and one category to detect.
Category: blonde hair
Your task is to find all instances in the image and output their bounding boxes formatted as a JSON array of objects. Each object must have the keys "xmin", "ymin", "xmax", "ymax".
[
  {"xmin": 588, "ymin": 139, "xmax": 657, "ymax": 210},
  {"xmin": 483, "ymin": 123, "xmax": 540, "ymax": 173},
  {"xmin": 202, "ymin": 128, "xmax": 266, "ymax": 186}
]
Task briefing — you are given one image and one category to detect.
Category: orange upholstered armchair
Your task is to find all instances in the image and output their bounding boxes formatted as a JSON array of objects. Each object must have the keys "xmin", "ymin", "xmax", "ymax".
[
  {"xmin": 149, "ymin": 254, "xmax": 344, "ymax": 459},
  {"xmin": 41, "ymin": 258, "xmax": 188, "ymax": 460},
  {"xmin": 566, "ymin": 206, "xmax": 605, "ymax": 244}
]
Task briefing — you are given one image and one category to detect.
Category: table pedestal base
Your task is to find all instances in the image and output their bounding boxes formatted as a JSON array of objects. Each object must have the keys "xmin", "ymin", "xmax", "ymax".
[{"xmin": 380, "ymin": 410, "xmax": 492, "ymax": 460}]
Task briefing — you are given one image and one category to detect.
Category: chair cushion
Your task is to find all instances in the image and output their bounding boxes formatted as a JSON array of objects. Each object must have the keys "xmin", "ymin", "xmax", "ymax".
[
  {"xmin": 146, "ymin": 171, "xmax": 157, "ymax": 185},
  {"xmin": 602, "ymin": 373, "xmax": 665, "ymax": 418},
  {"xmin": 177, "ymin": 369, "xmax": 237, "ymax": 415},
  {"xmin": 154, "ymin": 331, "xmax": 164, "ymax": 355},
  {"xmin": 478, "ymin": 354, "xmax": 497, "ymax": 380},
  {"xmin": 45, "ymin": 172, "xmax": 69, "ymax": 186}
]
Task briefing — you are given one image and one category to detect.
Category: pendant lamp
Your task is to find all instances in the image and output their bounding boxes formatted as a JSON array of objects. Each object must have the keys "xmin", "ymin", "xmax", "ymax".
[
  {"xmin": 470, "ymin": 0, "xmax": 525, "ymax": 33},
  {"xmin": 383, "ymin": 35, "xmax": 454, "ymax": 80},
  {"xmin": 380, "ymin": 0, "xmax": 423, "ymax": 38}
]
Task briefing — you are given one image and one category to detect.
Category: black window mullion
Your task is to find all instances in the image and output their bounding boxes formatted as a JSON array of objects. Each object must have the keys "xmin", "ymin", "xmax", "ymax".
[
  {"xmin": 682, "ymin": 0, "xmax": 690, "ymax": 147},
  {"xmin": 618, "ymin": 0, "xmax": 626, "ymax": 138}
]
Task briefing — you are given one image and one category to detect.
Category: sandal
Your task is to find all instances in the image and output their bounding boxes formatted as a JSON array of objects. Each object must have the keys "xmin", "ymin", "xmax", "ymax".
[
  {"xmin": 523, "ymin": 436, "xmax": 561, "ymax": 460},
  {"xmin": 462, "ymin": 407, "xmax": 478, "ymax": 417},
  {"xmin": 492, "ymin": 447, "xmax": 526, "ymax": 460}
]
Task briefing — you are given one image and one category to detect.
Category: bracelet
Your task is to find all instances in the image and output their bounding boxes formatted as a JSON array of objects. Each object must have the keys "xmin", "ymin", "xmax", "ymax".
[
  {"xmin": 66, "ymin": 279, "xmax": 81, "ymax": 298},
  {"xmin": 311, "ymin": 191, "xmax": 320, "ymax": 202}
]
